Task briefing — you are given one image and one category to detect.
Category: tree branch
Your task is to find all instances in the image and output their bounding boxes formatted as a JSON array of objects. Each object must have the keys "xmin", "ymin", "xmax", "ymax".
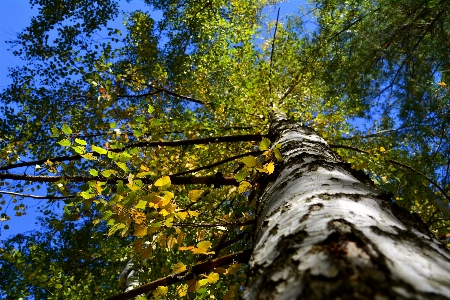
[
  {"xmin": 0, "ymin": 191, "xmax": 75, "ymax": 200},
  {"xmin": 106, "ymin": 250, "xmax": 252, "ymax": 300},
  {"xmin": 171, "ymin": 150, "xmax": 263, "ymax": 177},
  {"xmin": 0, "ymin": 134, "xmax": 264, "ymax": 172},
  {"xmin": 0, "ymin": 174, "xmax": 238, "ymax": 186}
]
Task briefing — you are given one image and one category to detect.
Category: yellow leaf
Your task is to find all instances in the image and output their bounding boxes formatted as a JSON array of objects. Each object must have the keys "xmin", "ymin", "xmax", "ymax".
[
  {"xmin": 154, "ymin": 176, "xmax": 171, "ymax": 187},
  {"xmin": 195, "ymin": 240, "xmax": 213, "ymax": 254},
  {"xmin": 206, "ymin": 272, "xmax": 219, "ymax": 283},
  {"xmin": 178, "ymin": 246, "xmax": 195, "ymax": 251},
  {"xmin": 198, "ymin": 278, "xmax": 209, "ymax": 286},
  {"xmin": 167, "ymin": 235, "xmax": 177, "ymax": 250},
  {"xmin": 177, "ymin": 232, "xmax": 185, "ymax": 245},
  {"xmin": 238, "ymin": 181, "xmax": 252, "ymax": 194},
  {"xmin": 177, "ymin": 284, "xmax": 188, "ymax": 297},
  {"xmin": 172, "ymin": 261, "xmax": 187, "ymax": 273},
  {"xmin": 188, "ymin": 190, "xmax": 204, "ymax": 202},
  {"xmin": 242, "ymin": 156, "xmax": 257, "ymax": 167},
  {"xmin": 380, "ymin": 146, "xmax": 386, "ymax": 152},
  {"xmin": 177, "ymin": 211, "xmax": 188, "ymax": 220},
  {"xmin": 438, "ymin": 81, "xmax": 447, "ymax": 88},
  {"xmin": 153, "ymin": 286, "xmax": 168, "ymax": 297},
  {"xmin": 162, "ymin": 191, "xmax": 174, "ymax": 202},
  {"xmin": 133, "ymin": 224, "xmax": 147, "ymax": 237},
  {"xmin": 188, "ymin": 210, "xmax": 199, "ymax": 217},
  {"xmin": 265, "ymin": 162, "xmax": 274, "ymax": 174},
  {"xmin": 159, "ymin": 209, "xmax": 169, "ymax": 216}
]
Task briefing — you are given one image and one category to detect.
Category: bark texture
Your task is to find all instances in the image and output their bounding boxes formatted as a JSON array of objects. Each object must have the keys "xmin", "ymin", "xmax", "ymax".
[{"xmin": 243, "ymin": 116, "xmax": 450, "ymax": 300}]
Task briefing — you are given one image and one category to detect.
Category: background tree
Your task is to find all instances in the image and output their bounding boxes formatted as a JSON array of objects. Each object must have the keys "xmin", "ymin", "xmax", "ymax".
[{"xmin": 1, "ymin": 0, "xmax": 450, "ymax": 299}]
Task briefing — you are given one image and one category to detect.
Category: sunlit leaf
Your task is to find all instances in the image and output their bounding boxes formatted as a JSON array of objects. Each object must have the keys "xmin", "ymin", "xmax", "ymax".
[
  {"xmin": 62, "ymin": 124, "xmax": 72, "ymax": 135},
  {"xmin": 154, "ymin": 176, "xmax": 171, "ymax": 187}
]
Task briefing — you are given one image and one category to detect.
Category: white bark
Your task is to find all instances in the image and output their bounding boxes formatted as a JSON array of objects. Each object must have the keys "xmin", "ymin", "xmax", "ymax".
[{"xmin": 243, "ymin": 116, "xmax": 450, "ymax": 299}]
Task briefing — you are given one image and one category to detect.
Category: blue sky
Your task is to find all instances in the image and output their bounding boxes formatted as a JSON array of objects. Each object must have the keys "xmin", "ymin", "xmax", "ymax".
[{"xmin": 0, "ymin": 0, "xmax": 306, "ymax": 238}]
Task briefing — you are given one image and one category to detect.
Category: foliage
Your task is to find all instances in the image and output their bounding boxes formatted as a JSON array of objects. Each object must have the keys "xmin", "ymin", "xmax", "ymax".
[{"xmin": 1, "ymin": 0, "xmax": 449, "ymax": 298}]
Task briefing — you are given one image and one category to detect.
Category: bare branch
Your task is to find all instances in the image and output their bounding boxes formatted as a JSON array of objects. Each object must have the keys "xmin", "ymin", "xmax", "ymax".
[
  {"xmin": 171, "ymin": 150, "xmax": 263, "ymax": 177},
  {"xmin": 0, "ymin": 173, "xmax": 238, "ymax": 186},
  {"xmin": 0, "ymin": 134, "xmax": 264, "ymax": 172},
  {"xmin": 0, "ymin": 191, "xmax": 75, "ymax": 200}
]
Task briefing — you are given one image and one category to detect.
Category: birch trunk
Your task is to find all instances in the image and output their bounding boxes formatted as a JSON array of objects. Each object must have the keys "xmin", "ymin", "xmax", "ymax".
[{"xmin": 243, "ymin": 116, "xmax": 450, "ymax": 300}]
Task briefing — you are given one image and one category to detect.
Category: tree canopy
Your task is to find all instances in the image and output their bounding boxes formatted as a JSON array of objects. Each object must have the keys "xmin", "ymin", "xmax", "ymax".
[{"xmin": 1, "ymin": 0, "xmax": 449, "ymax": 298}]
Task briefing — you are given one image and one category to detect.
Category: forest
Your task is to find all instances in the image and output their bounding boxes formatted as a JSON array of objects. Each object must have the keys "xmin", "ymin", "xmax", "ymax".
[{"xmin": 1, "ymin": 0, "xmax": 450, "ymax": 299}]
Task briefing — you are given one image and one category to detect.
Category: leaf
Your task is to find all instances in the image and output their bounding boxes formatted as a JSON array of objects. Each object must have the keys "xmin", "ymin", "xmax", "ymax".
[
  {"xmin": 58, "ymin": 139, "xmax": 71, "ymax": 147},
  {"xmin": 89, "ymin": 169, "xmax": 98, "ymax": 176},
  {"xmin": 62, "ymin": 124, "xmax": 72, "ymax": 135},
  {"xmin": 115, "ymin": 161, "xmax": 129, "ymax": 172},
  {"xmin": 188, "ymin": 190, "xmax": 204, "ymax": 202},
  {"xmin": 259, "ymin": 137, "xmax": 271, "ymax": 150},
  {"xmin": 194, "ymin": 240, "xmax": 214, "ymax": 254},
  {"xmin": 135, "ymin": 200, "xmax": 147, "ymax": 209},
  {"xmin": 242, "ymin": 155, "xmax": 257, "ymax": 167},
  {"xmin": 257, "ymin": 162, "xmax": 275, "ymax": 174},
  {"xmin": 75, "ymin": 138, "xmax": 87, "ymax": 145},
  {"xmin": 172, "ymin": 261, "xmax": 187, "ymax": 273},
  {"xmin": 154, "ymin": 176, "xmax": 171, "ymax": 187},
  {"xmin": 177, "ymin": 284, "xmax": 188, "ymax": 297},
  {"xmin": 206, "ymin": 272, "xmax": 219, "ymax": 283},
  {"xmin": 265, "ymin": 162, "xmax": 275, "ymax": 174},
  {"xmin": 274, "ymin": 148, "xmax": 282, "ymax": 161},
  {"xmin": 235, "ymin": 169, "xmax": 248, "ymax": 182},
  {"xmin": 133, "ymin": 224, "xmax": 147, "ymax": 237},
  {"xmin": 238, "ymin": 181, "xmax": 252, "ymax": 194},
  {"xmin": 167, "ymin": 235, "xmax": 177, "ymax": 249},
  {"xmin": 188, "ymin": 210, "xmax": 199, "ymax": 217},
  {"xmin": 101, "ymin": 169, "xmax": 116, "ymax": 177},
  {"xmin": 148, "ymin": 105, "xmax": 155, "ymax": 113},
  {"xmin": 153, "ymin": 286, "xmax": 168, "ymax": 297},
  {"xmin": 92, "ymin": 145, "xmax": 107, "ymax": 155}
]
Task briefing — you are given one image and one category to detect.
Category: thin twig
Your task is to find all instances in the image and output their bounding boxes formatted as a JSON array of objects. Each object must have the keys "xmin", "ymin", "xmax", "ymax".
[
  {"xmin": 0, "ymin": 191, "xmax": 75, "ymax": 200},
  {"xmin": 268, "ymin": 8, "xmax": 281, "ymax": 97}
]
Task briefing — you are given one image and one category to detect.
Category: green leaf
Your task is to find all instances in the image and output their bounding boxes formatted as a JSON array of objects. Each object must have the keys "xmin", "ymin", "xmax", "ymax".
[
  {"xmin": 75, "ymin": 138, "xmax": 87, "ymax": 145},
  {"xmin": 115, "ymin": 161, "xmax": 129, "ymax": 172},
  {"xmin": 62, "ymin": 124, "xmax": 72, "ymax": 135},
  {"xmin": 92, "ymin": 145, "xmax": 108, "ymax": 155},
  {"xmin": 101, "ymin": 169, "xmax": 116, "ymax": 177},
  {"xmin": 235, "ymin": 170, "xmax": 248, "ymax": 182},
  {"xmin": 259, "ymin": 137, "xmax": 271, "ymax": 151},
  {"xmin": 242, "ymin": 156, "xmax": 257, "ymax": 167},
  {"xmin": 58, "ymin": 139, "xmax": 71, "ymax": 147},
  {"xmin": 135, "ymin": 200, "xmax": 147, "ymax": 209},
  {"xmin": 89, "ymin": 169, "xmax": 99, "ymax": 176},
  {"xmin": 274, "ymin": 148, "xmax": 282, "ymax": 161},
  {"xmin": 148, "ymin": 105, "xmax": 155, "ymax": 114}
]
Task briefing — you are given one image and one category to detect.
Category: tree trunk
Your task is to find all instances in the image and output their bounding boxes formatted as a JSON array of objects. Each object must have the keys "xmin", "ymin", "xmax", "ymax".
[{"xmin": 243, "ymin": 115, "xmax": 450, "ymax": 300}]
